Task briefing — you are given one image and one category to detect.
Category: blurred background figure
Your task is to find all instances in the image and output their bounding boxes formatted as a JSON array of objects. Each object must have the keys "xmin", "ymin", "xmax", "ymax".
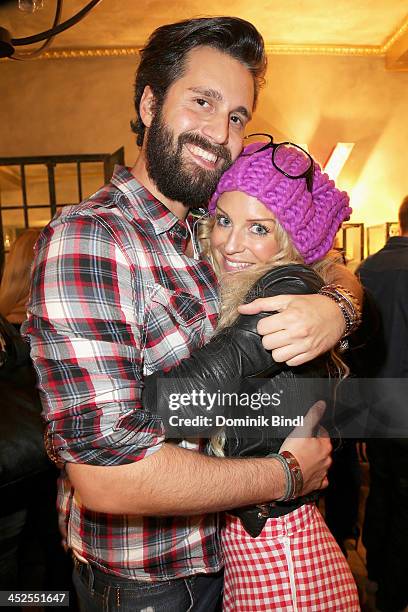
[
  {"xmin": 324, "ymin": 438, "xmax": 362, "ymax": 556},
  {"xmin": 0, "ymin": 312, "xmax": 47, "ymax": 589},
  {"xmin": 0, "ymin": 229, "xmax": 76, "ymax": 607},
  {"xmin": 357, "ymin": 196, "xmax": 408, "ymax": 612},
  {"xmin": 0, "ymin": 228, "xmax": 41, "ymax": 326}
]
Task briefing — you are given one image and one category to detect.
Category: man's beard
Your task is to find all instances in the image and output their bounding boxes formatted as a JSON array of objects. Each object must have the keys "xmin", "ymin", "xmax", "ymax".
[{"xmin": 145, "ymin": 109, "xmax": 233, "ymax": 208}]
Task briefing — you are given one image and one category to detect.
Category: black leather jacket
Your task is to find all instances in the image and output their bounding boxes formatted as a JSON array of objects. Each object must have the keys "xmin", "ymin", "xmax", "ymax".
[{"xmin": 142, "ymin": 264, "xmax": 331, "ymax": 536}]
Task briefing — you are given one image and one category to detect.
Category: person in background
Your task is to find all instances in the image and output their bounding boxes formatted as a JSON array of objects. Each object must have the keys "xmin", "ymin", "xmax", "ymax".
[
  {"xmin": 323, "ymin": 439, "xmax": 362, "ymax": 555},
  {"xmin": 0, "ymin": 229, "xmax": 75, "ymax": 605},
  {"xmin": 0, "ymin": 228, "xmax": 41, "ymax": 327},
  {"xmin": 357, "ymin": 195, "xmax": 408, "ymax": 612},
  {"xmin": 0, "ymin": 312, "xmax": 42, "ymax": 589}
]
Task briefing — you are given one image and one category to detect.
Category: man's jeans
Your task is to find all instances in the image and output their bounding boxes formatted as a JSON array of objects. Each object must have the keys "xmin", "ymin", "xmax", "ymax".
[{"xmin": 72, "ymin": 556, "xmax": 223, "ymax": 612}]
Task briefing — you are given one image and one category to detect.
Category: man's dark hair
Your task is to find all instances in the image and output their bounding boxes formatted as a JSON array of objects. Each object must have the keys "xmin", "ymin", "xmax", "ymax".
[
  {"xmin": 130, "ymin": 17, "xmax": 266, "ymax": 146},
  {"xmin": 398, "ymin": 195, "xmax": 408, "ymax": 234}
]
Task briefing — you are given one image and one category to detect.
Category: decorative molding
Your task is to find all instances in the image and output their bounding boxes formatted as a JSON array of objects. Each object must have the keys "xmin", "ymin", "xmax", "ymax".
[
  {"xmin": 1, "ymin": 15, "xmax": 407, "ymax": 62},
  {"xmin": 2, "ymin": 43, "xmax": 384, "ymax": 61},
  {"xmin": 1, "ymin": 46, "xmax": 141, "ymax": 60},
  {"xmin": 40, "ymin": 46, "xmax": 140, "ymax": 59},
  {"xmin": 264, "ymin": 44, "xmax": 381, "ymax": 57}
]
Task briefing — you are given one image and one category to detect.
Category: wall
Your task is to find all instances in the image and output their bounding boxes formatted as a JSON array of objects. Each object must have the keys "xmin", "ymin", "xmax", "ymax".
[
  {"xmin": 0, "ymin": 56, "xmax": 138, "ymax": 161},
  {"xmin": 252, "ymin": 54, "xmax": 408, "ymax": 227},
  {"xmin": 1, "ymin": 52, "xmax": 408, "ymax": 229}
]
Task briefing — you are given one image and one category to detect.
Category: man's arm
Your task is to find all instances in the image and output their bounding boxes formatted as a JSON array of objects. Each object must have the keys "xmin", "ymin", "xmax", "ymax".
[
  {"xmin": 25, "ymin": 217, "xmax": 331, "ymax": 515},
  {"xmin": 238, "ymin": 263, "xmax": 362, "ymax": 366},
  {"xmin": 67, "ymin": 402, "xmax": 331, "ymax": 515}
]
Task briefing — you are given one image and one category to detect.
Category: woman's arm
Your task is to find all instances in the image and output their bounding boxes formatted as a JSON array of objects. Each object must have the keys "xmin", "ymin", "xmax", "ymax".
[{"xmin": 142, "ymin": 264, "xmax": 323, "ymax": 436}]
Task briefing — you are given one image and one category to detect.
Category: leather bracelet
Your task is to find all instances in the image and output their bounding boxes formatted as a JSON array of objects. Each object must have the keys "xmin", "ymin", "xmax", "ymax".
[
  {"xmin": 256, "ymin": 452, "xmax": 304, "ymax": 519},
  {"xmin": 279, "ymin": 451, "xmax": 304, "ymax": 500},
  {"xmin": 318, "ymin": 284, "xmax": 362, "ymax": 337}
]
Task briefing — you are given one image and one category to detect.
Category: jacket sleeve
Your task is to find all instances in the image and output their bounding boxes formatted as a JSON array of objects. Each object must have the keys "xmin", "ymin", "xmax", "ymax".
[{"xmin": 142, "ymin": 265, "xmax": 324, "ymax": 436}]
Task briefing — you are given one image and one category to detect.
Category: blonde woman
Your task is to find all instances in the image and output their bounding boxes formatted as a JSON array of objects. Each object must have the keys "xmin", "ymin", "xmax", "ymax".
[
  {"xmin": 0, "ymin": 229, "xmax": 41, "ymax": 326},
  {"xmin": 142, "ymin": 139, "xmax": 360, "ymax": 610}
]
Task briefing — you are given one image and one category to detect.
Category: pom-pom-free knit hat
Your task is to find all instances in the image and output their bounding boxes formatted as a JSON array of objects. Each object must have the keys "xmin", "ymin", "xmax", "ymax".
[{"xmin": 208, "ymin": 143, "xmax": 352, "ymax": 264}]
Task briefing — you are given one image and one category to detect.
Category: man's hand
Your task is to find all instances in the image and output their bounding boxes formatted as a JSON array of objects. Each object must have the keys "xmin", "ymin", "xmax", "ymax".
[
  {"xmin": 238, "ymin": 293, "xmax": 345, "ymax": 366},
  {"xmin": 279, "ymin": 400, "xmax": 332, "ymax": 495}
]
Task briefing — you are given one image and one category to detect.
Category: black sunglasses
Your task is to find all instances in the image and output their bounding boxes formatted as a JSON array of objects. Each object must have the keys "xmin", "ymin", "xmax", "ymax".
[{"xmin": 242, "ymin": 133, "xmax": 315, "ymax": 193}]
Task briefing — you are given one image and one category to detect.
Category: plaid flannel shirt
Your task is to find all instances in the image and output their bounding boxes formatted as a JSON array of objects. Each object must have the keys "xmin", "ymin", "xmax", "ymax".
[{"xmin": 22, "ymin": 166, "xmax": 222, "ymax": 580}]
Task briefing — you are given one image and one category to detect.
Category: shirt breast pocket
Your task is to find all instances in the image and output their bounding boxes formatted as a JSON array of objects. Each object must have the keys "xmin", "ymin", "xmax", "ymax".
[{"xmin": 142, "ymin": 284, "xmax": 207, "ymax": 374}]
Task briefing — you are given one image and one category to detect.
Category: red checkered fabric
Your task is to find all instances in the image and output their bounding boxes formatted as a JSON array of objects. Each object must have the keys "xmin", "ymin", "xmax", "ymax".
[
  {"xmin": 23, "ymin": 166, "xmax": 222, "ymax": 581},
  {"xmin": 222, "ymin": 503, "xmax": 360, "ymax": 611}
]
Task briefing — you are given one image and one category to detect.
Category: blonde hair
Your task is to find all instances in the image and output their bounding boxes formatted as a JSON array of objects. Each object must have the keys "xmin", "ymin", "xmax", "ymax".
[
  {"xmin": 0, "ymin": 229, "xmax": 42, "ymax": 324},
  {"xmin": 198, "ymin": 214, "xmax": 347, "ymax": 456}
]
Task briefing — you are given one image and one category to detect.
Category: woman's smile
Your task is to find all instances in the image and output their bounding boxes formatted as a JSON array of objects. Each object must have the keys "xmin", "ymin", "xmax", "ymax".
[{"xmin": 210, "ymin": 191, "xmax": 279, "ymax": 274}]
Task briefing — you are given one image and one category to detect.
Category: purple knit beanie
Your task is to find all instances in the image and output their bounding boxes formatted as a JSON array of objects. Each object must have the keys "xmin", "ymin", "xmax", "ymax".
[{"xmin": 208, "ymin": 143, "xmax": 352, "ymax": 264}]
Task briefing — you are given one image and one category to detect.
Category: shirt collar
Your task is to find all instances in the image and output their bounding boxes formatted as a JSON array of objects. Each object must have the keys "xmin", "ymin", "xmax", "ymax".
[{"xmin": 110, "ymin": 165, "xmax": 185, "ymax": 236}]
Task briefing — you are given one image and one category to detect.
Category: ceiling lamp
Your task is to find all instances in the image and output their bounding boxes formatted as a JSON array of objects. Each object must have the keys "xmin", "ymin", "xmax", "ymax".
[
  {"xmin": 0, "ymin": 0, "xmax": 102, "ymax": 60},
  {"xmin": 18, "ymin": 1, "xmax": 45, "ymax": 13}
]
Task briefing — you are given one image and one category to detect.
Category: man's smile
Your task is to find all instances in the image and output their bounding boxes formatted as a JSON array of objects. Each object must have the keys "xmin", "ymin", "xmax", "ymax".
[{"xmin": 184, "ymin": 143, "xmax": 220, "ymax": 169}]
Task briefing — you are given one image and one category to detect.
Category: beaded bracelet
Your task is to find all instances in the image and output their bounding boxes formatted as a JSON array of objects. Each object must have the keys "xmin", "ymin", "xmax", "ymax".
[{"xmin": 318, "ymin": 284, "xmax": 362, "ymax": 337}]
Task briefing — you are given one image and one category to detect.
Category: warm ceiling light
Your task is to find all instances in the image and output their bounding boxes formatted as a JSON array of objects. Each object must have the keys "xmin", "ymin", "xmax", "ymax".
[
  {"xmin": 324, "ymin": 143, "xmax": 355, "ymax": 181},
  {"xmin": 18, "ymin": 0, "xmax": 44, "ymax": 13},
  {"xmin": 0, "ymin": 0, "xmax": 102, "ymax": 60}
]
